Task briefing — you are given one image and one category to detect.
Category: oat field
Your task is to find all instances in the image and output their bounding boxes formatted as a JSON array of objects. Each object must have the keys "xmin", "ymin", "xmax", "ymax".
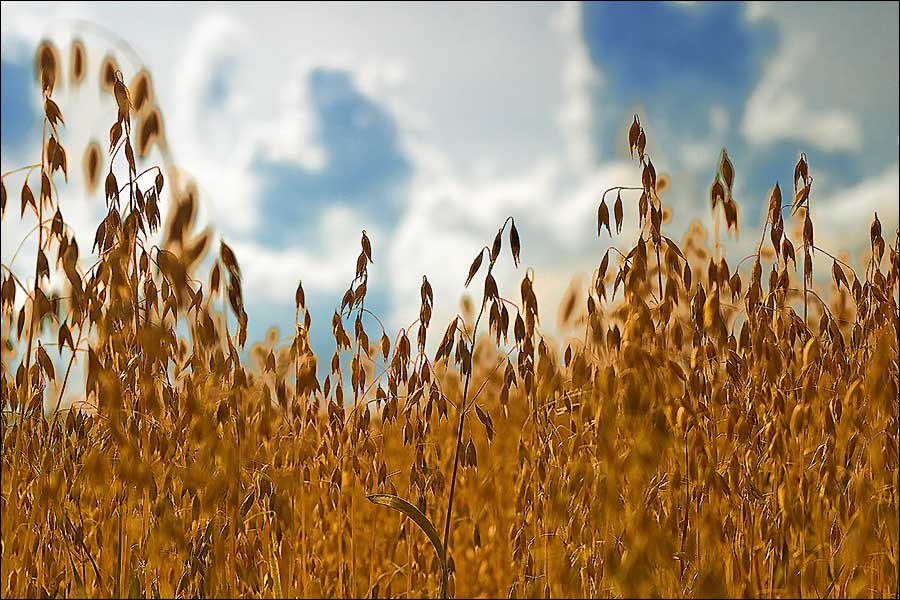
[{"xmin": 1, "ymin": 39, "xmax": 898, "ymax": 599}]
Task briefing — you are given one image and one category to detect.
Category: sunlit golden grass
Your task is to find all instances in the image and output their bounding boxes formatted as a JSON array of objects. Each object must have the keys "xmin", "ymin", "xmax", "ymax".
[{"xmin": 1, "ymin": 38, "xmax": 898, "ymax": 599}]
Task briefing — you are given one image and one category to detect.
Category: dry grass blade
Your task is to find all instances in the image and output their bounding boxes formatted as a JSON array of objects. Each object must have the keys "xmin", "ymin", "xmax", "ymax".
[{"xmin": 367, "ymin": 493, "xmax": 448, "ymax": 598}]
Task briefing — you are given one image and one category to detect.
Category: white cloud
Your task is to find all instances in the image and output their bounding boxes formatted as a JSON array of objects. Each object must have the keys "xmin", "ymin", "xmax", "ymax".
[
  {"xmin": 741, "ymin": 2, "xmax": 898, "ymax": 154},
  {"xmin": 813, "ymin": 162, "xmax": 899, "ymax": 259},
  {"xmin": 380, "ymin": 1, "xmax": 636, "ymax": 339},
  {"xmin": 166, "ymin": 13, "xmax": 264, "ymax": 236},
  {"xmin": 1, "ymin": 1, "xmax": 49, "ymax": 57},
  {"xmin": 230, "ymin": 203, "xmax": 377, "ymax": 301},
  {"xmin": 121, "ymin": 3, "xmax": 568, "ymax": 321},
  {"xmin": 386, "ymin": 148, "xmax": 640, "ymax": 342},
  {"xmin": 742, "ymin": 33, "xmax": 862, "ymax": 152},
  {"xmin": 679, "ymin": 106, "xmax": 731, "ymax": 173},
  {"xmin": 553, "ymin": 0, "xmax": 600, "ymax": 173}
]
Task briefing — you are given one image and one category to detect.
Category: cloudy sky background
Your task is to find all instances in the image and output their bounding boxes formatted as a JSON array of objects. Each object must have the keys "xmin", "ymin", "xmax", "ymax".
[{"xmin": 2, "ymin": 1, "xmax": 898, "ymax": 361}]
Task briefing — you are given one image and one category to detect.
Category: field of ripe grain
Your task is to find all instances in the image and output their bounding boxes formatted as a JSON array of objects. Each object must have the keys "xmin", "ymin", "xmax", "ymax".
[{"xmin": 1, "ymin": 39, "xmax": 898, "ymax": 599}]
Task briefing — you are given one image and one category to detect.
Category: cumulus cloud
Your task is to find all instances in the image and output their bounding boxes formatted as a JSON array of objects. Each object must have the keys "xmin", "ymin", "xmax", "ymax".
[
  {"xmin": 553, "ymin": 0, "xmax": 599, "ymax": 172},
  {"xmin": 381, "ymin": 2, "xmax": 650, "ymax": 340},
  {"xmin": 386, "ymin": 147, "xmax": 640, "ymax": 343},
  {"xmin": 167, "ymin": 13, "xmax": 265, "ymax": 236},
  {"xmin": 742, "ymin": 33, "xmax": 862, "ymax": 152},
  {"xmin": 229, "ymin": 204, "xmax": 378, "ymax": 300},
  {"xmin": 813, "ymin": 162, "xmax": 900, "ymax": 258},
  {"xmin": 741, "ymin": 2, "xmax": 897, "ymax": 154},
  {"xmin": 0, "ymin": 2, "xmax": 44, "ymax": 57}
]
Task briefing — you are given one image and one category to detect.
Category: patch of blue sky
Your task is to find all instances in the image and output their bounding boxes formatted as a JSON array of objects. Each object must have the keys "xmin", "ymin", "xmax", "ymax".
[
  {"xmin": 581, "ymin": 1, "xmax": 878, "ymax": 219},
  {"xmin": 1, "ymin": 59, "xmax": 41, "ymax": 152},
  {"xmin": 583, "ymin": 2, "xmax": 774, "ymax": 142},
  {"xmin": 742, "ymin": 140, "xmax": 866, "ymax": 197},
  {"xmin": 252, "ymin": 68, "xmax": 411, "ymax": 249}
]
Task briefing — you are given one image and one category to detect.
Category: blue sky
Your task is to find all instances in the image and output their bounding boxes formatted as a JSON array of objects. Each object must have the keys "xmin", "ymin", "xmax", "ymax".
[{"xmin": 2, "ymin": 1, "xmax": 898, "ymax": 361}]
